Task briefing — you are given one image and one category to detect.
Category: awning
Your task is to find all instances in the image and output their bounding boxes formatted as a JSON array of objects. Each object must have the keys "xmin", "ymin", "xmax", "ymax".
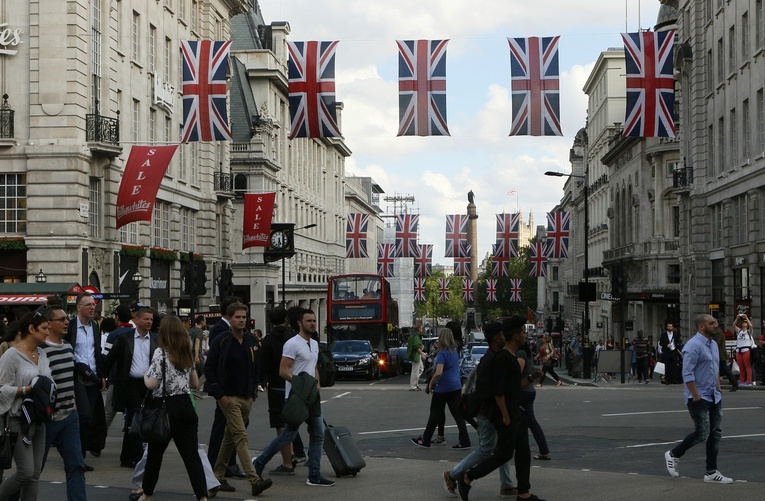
[{"xmin": 0, "ymin": 283, "xmax": 84, "ymax": 305}]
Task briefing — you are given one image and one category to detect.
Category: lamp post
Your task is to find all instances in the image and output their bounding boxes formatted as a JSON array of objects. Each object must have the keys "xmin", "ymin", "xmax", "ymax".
[
  {"xmin": 132, "ymin": 270, "xmax": 143, "ymax": 300},
  {"xmin": 280, "ymin": 223, "xmax": 317, "ymax": 308},
  {"xmin": 545, "ymin": 170, "xmax": 591, "ymax": 379},
  {"xmin": 35, "ymin": 269, "xmax": 47, "ymax": 284}
]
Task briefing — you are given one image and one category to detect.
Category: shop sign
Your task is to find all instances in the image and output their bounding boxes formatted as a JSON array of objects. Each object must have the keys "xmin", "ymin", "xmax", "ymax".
[
  {"xmin": 0, "ymin": 23, "xmax": 23, "ymax": 56},
  {"xmin": 153, "ymin": 74, "xmax": 175, "ymax": 114}
]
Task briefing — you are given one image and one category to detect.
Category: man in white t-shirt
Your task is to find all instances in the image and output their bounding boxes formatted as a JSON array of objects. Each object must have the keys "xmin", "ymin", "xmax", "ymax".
[{"xmin": 252, "ymin": 309, "xmax": 335, "ymax": 487}]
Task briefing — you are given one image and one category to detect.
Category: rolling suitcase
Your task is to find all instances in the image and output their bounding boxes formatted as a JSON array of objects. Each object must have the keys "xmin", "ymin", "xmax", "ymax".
[{"xmin": 323, "ymin": 421, "xmax": 366, "ymax": 477}]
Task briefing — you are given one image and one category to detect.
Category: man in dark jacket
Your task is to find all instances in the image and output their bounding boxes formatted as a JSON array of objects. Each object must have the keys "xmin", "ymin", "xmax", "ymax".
[
  {"xmin": 205, "ymin": 303, "xmax": 272, "ymax": 497},
  {"xmin": 104, "ymin": 307, "xmax": 158, "ymax": 467}
]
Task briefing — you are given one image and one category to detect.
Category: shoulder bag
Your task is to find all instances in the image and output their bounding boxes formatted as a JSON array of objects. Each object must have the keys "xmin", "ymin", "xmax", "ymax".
[
  {"xmin": 0, "ymin": 414, "xmax": 19, "ymax": 469},
  {"xmin": 129, "ymin": 350, "xmax": 171, "ymax": 443}
]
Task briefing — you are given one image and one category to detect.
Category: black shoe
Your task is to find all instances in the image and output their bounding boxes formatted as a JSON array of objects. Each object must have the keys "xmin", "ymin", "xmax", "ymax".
[
  {"xmin": 89, "ymin": 449, "xmax": 102, "ymax": 457},
  {"xmin": 120, "ymin": 461, "xmax": 136, "ymax": 468},
  {"xmin": 207, "ymin": 486, "xmax": 219, "ymax": 498},
  {"xmin": 218, "ymin": 479, "xmax": 236, "ymax": 492},
  {"xmin": 456, "ymin": 475, "xmax": 471, "ymax": 501},
  {"xmin": 730, "ymin": 384, "xmax": 739, "ymax": 392},
  {"xmin": 516, "ymin": 494, "xmax": 546, "ymax": 501},
  {"xmin": 225, "ymin": 464, "xmax": 247, "ymax": 478},
  {"xmin": 84, "ymin": 463, "xmax": 95, "ymax": 472},
  {"xmin": 252, "ymin": 478, "xmax": 273, "ymax": 496}
]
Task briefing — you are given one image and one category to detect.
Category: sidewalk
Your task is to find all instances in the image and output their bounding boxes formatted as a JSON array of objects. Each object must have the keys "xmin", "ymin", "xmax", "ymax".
[{"xmin": 558, "ymin": 372, "xmax": 765, "ymax": 390}]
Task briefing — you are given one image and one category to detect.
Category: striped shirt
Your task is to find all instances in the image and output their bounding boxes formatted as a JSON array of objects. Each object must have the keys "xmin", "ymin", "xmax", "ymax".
[{"xmin": 41, "ymin": 340, "xmax": 76, "ymax": 421}]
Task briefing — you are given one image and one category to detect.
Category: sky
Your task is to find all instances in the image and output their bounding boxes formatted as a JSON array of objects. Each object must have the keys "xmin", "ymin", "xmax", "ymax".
[{"xmin": 259, "ymin": 0, "xmax": 662, "ymax": 265}]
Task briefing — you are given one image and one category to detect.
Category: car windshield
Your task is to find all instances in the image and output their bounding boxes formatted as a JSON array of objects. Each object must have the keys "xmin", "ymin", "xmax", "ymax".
[
  {"xmin": 471, "ymin": 346, "xmax": 488, "ymax": 357},
  {"xmin": 331, "ymin": 341, "xmax": 371, "ymax": 353}
]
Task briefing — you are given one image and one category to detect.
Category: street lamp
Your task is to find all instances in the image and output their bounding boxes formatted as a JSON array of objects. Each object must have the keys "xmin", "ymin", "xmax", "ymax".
[
  {"xmin": 132, "ymin": 270, "xmax": 143, "ymax": 299},
  {"xmin": 545, "ymin": 170, "xmax": 591, "ymax": 379},
  {"xmin": 35, "ymin": 269, "xmax": 47, "ymax": 284},
  {"xmin": 280, "ymin": 223, "xmax": 317, "ymax": 308}
]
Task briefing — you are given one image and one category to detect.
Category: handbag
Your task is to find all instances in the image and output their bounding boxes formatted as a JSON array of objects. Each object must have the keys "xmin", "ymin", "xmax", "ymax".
[
  {"xmin": 0, "ymin": 415, "xmax": 19, "ymax": 470},
  {"xmin": 129, "ymin": 350, "xmax": 171, "ymax": 443}
]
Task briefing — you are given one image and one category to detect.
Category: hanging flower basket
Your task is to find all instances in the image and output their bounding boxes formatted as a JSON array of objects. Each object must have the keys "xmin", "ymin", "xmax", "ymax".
[
  {"xmin": 179, "ymin": 252, "xmax": 204, "ymax": 263},
  {"xmin": 0, "ymin": 237, "xmax": 26, "ymax": 251},
  {"xmin": 150, "ymin": 247, "xmax": 178, "ymax": 261},
  {"xmin": 120, "ymin": 245, "xmax": 147, "ymax": 258}
]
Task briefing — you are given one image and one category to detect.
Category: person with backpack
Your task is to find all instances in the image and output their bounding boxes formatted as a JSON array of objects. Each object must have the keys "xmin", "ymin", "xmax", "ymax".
[
  {"xmin": 406, "ymin": 325, "xmax": 424, "ymax": 391},
  {"xmin": 441, "ymin": 322, "xmax": 517, "ymax": 498}
]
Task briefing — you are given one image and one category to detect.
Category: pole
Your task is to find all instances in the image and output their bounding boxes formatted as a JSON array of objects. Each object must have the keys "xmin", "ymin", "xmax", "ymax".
[
  {"xmin": 582, "ymin": 177, "xmax": 592, "ymax": 379},
  {"xmin": 281, "ymin": 255, "xmax": 286, "ymax": 308}
]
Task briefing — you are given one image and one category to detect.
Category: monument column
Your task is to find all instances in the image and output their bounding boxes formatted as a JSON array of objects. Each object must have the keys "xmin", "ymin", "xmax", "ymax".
[{"xmin": 467, "ymin": 191, "xmax": 478, "ymax": 283}]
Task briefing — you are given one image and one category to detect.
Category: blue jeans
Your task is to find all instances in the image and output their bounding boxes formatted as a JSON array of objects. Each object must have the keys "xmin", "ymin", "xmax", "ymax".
[
  {"xmin": 671, "ymin": 398, "xmax": 722, "ymax": 472},
  {"xmin": 450, "ymin": 415, "xmax": 513, "ymax": 489},
  {"xmin": 256, "ymin": 414, "xmax": 325, "ymax": 480},
  {"xmin": 42, "ymin": 411, "xmax": 86, "ymax": 501}
]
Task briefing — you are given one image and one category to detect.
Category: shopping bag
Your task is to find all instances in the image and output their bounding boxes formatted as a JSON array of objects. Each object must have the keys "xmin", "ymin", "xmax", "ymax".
[{"xmin": 653, "ymin": 361, "xmax": 666, "ymax": 376}]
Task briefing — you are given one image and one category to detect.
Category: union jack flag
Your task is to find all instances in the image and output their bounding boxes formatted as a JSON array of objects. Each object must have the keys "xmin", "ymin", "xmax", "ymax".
[
  {"xmin": 491, "ymin": 243, "xmax": 509, "ymax": 277},
  {"xmin": 545, "ymin": 211, "xmax": 570, "ymax": 259},
  {"xmin": 445, "ymin": 214, "xmax": 468, "ymax": 257},
  {"xmin": 345, "ymin": 213, "xmax": 370, "ymax": 258},
  {"xmin": 622, "ymin": 30, "xmax": 676, "ymax": 138},
  {"xmin": 397, "ymin": 39, "xmax": 450, "ymax": 136},
  {"xmin": 287, "ymin": 41, "xmax": 342, "ymax": 139},
  {"xmin": 395, "ymin": 214, "xmax": 419, "ymax": 257},
  {"xmin": 377, "ymin": 243, "xmax": 395, "ymax": 278},
  {"xmin": 181, "ymin": 40, "xmax": 232, "ymax": 142},
  {"xmin": 438, "ymin": 278, "xmax": 450, "ymax": 301},
  {"xmin": 414, "ymin": 278, "xmax": 426, "ymax": 302},
  {"xmin": 507, "ymin": 36, "xmax": 562, "ymax": 137},
  {"xmin": 486, "ymin": 279, "xmax": 497, "ymax": 302},
  {"xmin": 453, "ymin": 243, "xmax": 471, "ymax": 277},
  {"xmin": 510, "ymin": 279, "xmax": 522, "ymax": 302},
  {"xmin": 462, "ymin": 279, "xmax": 474, "ymax": 302},
  {"xmin": 496, "ymin": 213, "xmax": 520, "ymax": 258},
  {"xmin": 414, "ymin": 244, "xmax": 433, "ymax": 277},
  {"xmin": 529, "ymin": 241, "xmax": 548, "ymax": 278}
]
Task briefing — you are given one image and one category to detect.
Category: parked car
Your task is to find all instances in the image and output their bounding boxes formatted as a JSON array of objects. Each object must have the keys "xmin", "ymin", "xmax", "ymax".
[
  {"xmin": 469, "ymin": 344, "xmax": 488, "ymax": 363},
  {"xmin": 330, "ymin": 340, "xmax": 381, "ymax": 380}
]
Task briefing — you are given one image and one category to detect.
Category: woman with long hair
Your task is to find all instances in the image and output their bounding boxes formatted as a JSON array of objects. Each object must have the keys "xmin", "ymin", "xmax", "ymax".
[
  {"xmin": 411, "ymin": 328, "xmax": 471, "ymax": 449},
  {"xmin": 733, "ymin": 314, "xmax": 755, "ymax": 386},
  {"xmin": 0, "ymin": 311, "xmax": 53, "ymax": 501},
  {"xmin": 138, "ymin": 315, "xmax": 208, "ymax": 501},
  {"xmin": 535, "ymin": 334, "xmax": 562, "ymax": 387}
]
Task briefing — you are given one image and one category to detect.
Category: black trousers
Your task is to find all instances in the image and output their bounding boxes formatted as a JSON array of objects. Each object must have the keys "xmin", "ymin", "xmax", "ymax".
[
  {"xmin": 423, "ymin": 390, "xmax": 470, "ymax": 447},
  {"xmin": 74, "ymin": 381, "xmax": 103, "ymax": 457},
  {"xmin": 467, "ymin": 411, "xmax": 531, "ymax": 495},
  {"xmin": 122, "ymin": 378, "xmax": 149, "ymax": 463},
  {"xmin": 143, "ymin": 394, "xmax": 207, "ymax": 499},
  {"xmin": 664, "ymin": 350, "xmax": 682, "ymax": 384}
]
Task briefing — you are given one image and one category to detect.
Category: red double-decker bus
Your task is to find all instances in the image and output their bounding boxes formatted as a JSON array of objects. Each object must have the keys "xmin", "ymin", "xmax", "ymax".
[{"xmin": 326, "ymin": 274, "xmax": 400, "ymax": 376}]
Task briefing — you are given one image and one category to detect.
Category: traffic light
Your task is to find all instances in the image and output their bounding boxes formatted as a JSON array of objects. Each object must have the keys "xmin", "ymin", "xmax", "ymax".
[
  {"xmin": 247, "ymin": 319, "xmax": 255, "ymax": 331},
  {"xmin": 546, "ymin": 318, "xmax": 553, "ymax": 332},
  {"xmin": 611, "ymin": 266, "xmax": 626, "ymax": 299},
  {"xmin": 194, "ymin": 260, "xmax": 208, "ymax": 296},
  {"xmin": 218, "ymin": 265, "xmax": 234, "ymax": 299},
  {"xmin": 555, "ymin": 317, "xmax": 564, "ymax": 332},
  {"xmin": 183, "ymin": 263, "xmax": 195, "ymax": 296}
]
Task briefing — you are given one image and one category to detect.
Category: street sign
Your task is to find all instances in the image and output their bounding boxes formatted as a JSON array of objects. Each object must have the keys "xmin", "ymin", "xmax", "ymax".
[
  {"xmin": 91, "ymin": 293, "xmax": 133, "ymax": 300},
  {"xmin": 84, "ymin": 285, "xmax": 100, "ymax": 304}
]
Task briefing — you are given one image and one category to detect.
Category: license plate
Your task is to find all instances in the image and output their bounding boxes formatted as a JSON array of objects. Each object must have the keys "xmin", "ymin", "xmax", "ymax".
[{"xmin": 337, "ymin": 366, "xmax": 354, "ymax": 371}]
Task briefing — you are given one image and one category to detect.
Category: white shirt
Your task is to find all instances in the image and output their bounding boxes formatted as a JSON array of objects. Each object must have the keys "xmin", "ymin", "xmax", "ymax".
[
  {"xmin": 282, "ymin": 334, "xmax": 319, "ymax": 398},
  {"xmin": 736, "ymin": 329, "xmax": 753, "ymax": 350},
  {"xmin": 666, "ymin": 332, "xmax": 675, "ymax": 351},
  {"xmin": 130, "ymin": 330, "xmax": 152, "ymax": 378},
  {"xmin": 74, "ymin": 319, "xmax": 97, "ymax": 371}
]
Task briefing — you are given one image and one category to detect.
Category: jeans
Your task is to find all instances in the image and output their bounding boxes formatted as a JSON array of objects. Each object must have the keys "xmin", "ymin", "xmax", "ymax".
[
  {"xmin": 467, "ymin": 412, "xmax": 531, "ymax": 495},
  {"xmin": 0, "ymin": 419, "xmax": 45, "ymax": 501},
  {"xmin": 520, "ymin": 391, "xmax": 549, "ymax": 456},
  {"xmin": 670, "ymin": 398, "xmax": 722, "ymax": 472},
  {"xmin": 256, "ymin": 413, "xmax": 325, "ymax": 480},
  {"xmin": 42, "ymin": 411, "xmax": 86, "ymax": 501},
  {"xmin": 450, "ymin": 415, "xmax": 513, "ymax": 489}
]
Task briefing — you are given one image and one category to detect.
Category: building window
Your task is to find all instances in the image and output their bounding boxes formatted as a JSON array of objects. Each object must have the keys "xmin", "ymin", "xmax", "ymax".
[
  {"xmin": 708, "ymin": 124, "xmax": 715, "ymax": 176},
  {"xmin": 190, "ymin": 144, "xmax": 198, "ymax": 184},
  {"xmin": 758, "ymin": 0, "xmax": 764, "ymax": 49},
  {"xmin": 178, "ymin": 0, "xmax": 185, "ymax": 20},
  {"xmin": 149, "ymin": 109, "xmax": 156, "ymax": 142},
  {"xmin": 743, "ymin": 12, "xmax": 750, "ymax": 62},
  {"xmin": 758, "ymin": 89, "xmax": 765, "ymax": 155},
  {"xmin": 672, "ymin": 206, "xmax": 680, "ymax": 237},
  {"xmin": 89, "ymin": 177, "xmax": 101, "ymax": 238},
  {"xmin": 728, "ymin": 26, "xmax": 736, "ymax": 74},
  {"xmin": 743, "ymin": 99, "xmax": 750, "ymax": 161},
  {"xmin": 706, "ymin": 0, "xmax": 712, "ymax": 24},
  {"xmin": 164, "ymin": 37, "xmax": 171, "ymax": 81},
  {"xmin": 552, "ymin": 291, "xmax": 559, "ymax": 312},
  {"xmin": 667, "ymin": 264, "xmax": 681, "ymax": 285},
  {"xmin": 732, "ymin": 195, "xmax": 748, "ymax": 245},
  {"xmin": 148, "ymin": 25, "xmax": 156, "ymax": 72},
  {"xmin": 178, "ymin": 135, "xmax": 186, "ymax": 181},
  {"xmin": 706, "ymin": 49, "xmax": 714, "ymax": 94},
  {"xmin": 119, "ymin": 221, "xmax": 139, "ymax": 245},
  {"xmin": 733, "ymin": 268, "xmax": 750, "ymax": 300},
  {"xmin": 717, "ymin": 37, "xmax": 724, "ymax": 83},
  {"xmin": 181, "ymin": 208, "xmax": 196, "ymax": 252},
  {"xmin": 551, "ymin": 265, "xmax": 559, "ymax": 281},
  {"xmin": 718, "ymin": 116, "xmax": 725, "ymax": 173},
  {"xmin": 191, "ymin": 0, "xmax": 198, "ymax": 32},
  {"xmin": 153, "ymin": 202, "xmax": 170, "ymax": 249},
  {"xmin": 0, "ymin": 174, "xmax": 26, "ymax": 233},
  {"xmin": 131, "ymin": 10, "xmax": 139, "ymax": 61},
  {"xmin": 711, "ymin": 204, "xmax": 723, "ymax": 248},
  {"xmin": 91, "ymin": 0, "xmax": 102, "ymax": 110},
  {"xmin": 711, "ymin": 259, "xmax": 724, "ymax": 302},
  {"xmin": 132, "ymin": 99, "xmax": 139, "ymax": 142},
  {"xmin": 730, "ymin": 108, "xmax": 737, "ymax": 167}
]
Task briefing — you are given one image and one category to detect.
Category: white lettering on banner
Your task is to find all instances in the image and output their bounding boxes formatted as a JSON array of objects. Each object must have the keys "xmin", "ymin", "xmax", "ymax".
[
  {"xmin": 243, "ymin": 233, "xmax": 268, "ymax": 244},
  {"xmin": 153, "ymin": 74, "xmax": 175, "ymax": 114},
  {"xmin": 0, "ymin": 24, "xmax": 23, "ymax": 56},
  {"xmin": 116, "ymin": 200, "xmax": 151, "ymax": 219},
  {"xmin": 150, "ymin": 278, "xmax": 168, "ymax": 289}
]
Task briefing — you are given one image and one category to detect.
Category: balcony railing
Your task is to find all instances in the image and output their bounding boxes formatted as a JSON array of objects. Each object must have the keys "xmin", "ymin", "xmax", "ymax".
[
  {"xmin": 214, "ymin": 172, "xmax": 233, "ymax": 193},
  {"xmin": 0, "ymin": 94, "xmax": 13, "ymax": 139},
  {"xmin": 86, "ymin": 112, "xmax": 120, "ymax": 145},
  {"xmin": 673, "ymin": 166, "xmax": 693, "ymax": 189}
]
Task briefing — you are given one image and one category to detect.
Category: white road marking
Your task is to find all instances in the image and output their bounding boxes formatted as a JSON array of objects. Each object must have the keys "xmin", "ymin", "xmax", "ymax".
[
  {"xmin": 602, "ymin": 406, "xmax": 760, "ymax": 417},
  {"xmin": 333, "ymin": 391, "xmax": 351, "ymax": 399},
  {"xmin": 358, "ymin": 425, "xmax": 458, "ymax": 435},
  {"xmin": 627, "ymin": 433, "xmax": 765, "ymax": 449}
]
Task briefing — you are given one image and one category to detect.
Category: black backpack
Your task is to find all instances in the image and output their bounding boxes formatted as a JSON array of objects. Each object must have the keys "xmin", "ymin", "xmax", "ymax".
[
  {"xmin": 318, "ymin": 344, "xmax": 336, "ymax": 387},
  {"xmin": 460, "ymin": 361, "xmax": 481, "ymax": 419}
]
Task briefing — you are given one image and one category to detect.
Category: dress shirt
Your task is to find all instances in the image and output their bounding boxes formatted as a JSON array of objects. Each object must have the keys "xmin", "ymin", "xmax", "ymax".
[
  {"xmin": 75, "ymin": 319, "xmax": 97, "ymax": 371},
  {"xmin": 681, "ymin": 332, "xmax": 722, "ymax": 404},
  {"xmin": 130, "ymin": 330, "xmax": 152, "ymax": 378}
]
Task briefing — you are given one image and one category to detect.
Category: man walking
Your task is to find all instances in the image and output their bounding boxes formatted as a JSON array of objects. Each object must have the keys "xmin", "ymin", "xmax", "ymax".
[
  {"xmin": 664, "ymin": 313, "xmax": 732, "ymax": 484},
  {"xmin": 65, "ymin": 292, "xmax": 105, "ymax": 470},
  {"xmin": 253, "ymin": 309, "xmax": 335, "ymax": 487},
  {"xmin": 407, "ymin": 325, "xmax": 424, "ymax": 391},
  {"xmin": 205, "ymin": 303, "xmax": 272, "ymax": 497},
  {"xmin": 40, "ymin": 305, "xmax": 87, "ymax": 500},
  {"xmin": 104, "ymin": 307, "xmax": 158, "ymax": 468},
  {"xmin": 660, "ymin": 322, "xmax": 682, "ymax": 384}
]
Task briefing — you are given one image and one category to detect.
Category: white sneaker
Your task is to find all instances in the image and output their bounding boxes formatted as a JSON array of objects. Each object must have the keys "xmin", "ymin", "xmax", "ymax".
[
  {"xmin": 665, "ymin": 450, "xmax": 679, "ymax": 477},
  {"xmin": 704, "ymin": 470, "xmax": 733, "ymax": 484}
]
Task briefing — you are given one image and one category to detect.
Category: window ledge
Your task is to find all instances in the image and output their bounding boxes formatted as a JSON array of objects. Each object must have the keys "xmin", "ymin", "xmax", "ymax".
[
  {"xmin": 130, "ymin": 60, "xmax": 144, "ymax": 70},
  {"xmin": 739, "ymin": 60, "xmax": 750, "ymax": 72},
  {"xmin": 716, "ymin": 81, "xmax": 725, "ymax": 92},
  {"xmin": 726, "ymin": 71, "xmax": 737, "ymax": 82}
]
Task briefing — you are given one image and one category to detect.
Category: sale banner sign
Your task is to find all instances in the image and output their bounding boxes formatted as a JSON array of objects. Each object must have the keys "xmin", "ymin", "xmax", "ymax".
[
  {"xmin": 242, "ymin": 193, "xmax": 276, "ymax": 249},
  {"xmin": 116, "ymin": 145, "xmax": 178, "ymax": 229}
]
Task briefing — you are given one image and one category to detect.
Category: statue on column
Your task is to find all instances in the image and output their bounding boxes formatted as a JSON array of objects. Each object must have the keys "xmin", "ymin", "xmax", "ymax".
[{"xmin": 467, "ymin": 190, "xmax": 475, "ymax": 205}]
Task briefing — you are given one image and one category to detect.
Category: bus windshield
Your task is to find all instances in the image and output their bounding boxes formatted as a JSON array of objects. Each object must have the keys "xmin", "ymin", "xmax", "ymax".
[
  {"xmin": 328, "ymin": 323, "xmax": 387, "ymax": 353},
  {"xmin": 331, "ymin": 276, "xmax": 382, "ymax": 301}
]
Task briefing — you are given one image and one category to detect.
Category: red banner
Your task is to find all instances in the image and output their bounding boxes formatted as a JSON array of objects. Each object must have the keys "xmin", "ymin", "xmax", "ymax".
[
  {"xmin": 116, "ymin": 145, "xmax": 178, "ymax": 229},
  {"xmin": 242, "ymin": 193, "xmax": 276, "ymax": 249}
]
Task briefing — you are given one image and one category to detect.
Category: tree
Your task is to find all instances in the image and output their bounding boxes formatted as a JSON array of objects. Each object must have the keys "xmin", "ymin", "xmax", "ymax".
[
  {"xmin": 475, "ymin": 243, "xmax": 538, "ymax": 322},
  {"xmin": 413, "ymin": 269, "xmax": 465, "ymax": 326}
]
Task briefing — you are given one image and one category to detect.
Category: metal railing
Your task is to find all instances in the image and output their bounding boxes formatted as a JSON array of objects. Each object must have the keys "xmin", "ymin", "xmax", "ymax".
[
  {"xmin": 86, "ymin": 113, "xmax": 120, "ymax": 145},
  {"xmin": 673, "ymin": 166, "xmax": 693, "ymax": 188},
  {"xmin": 214, "ymin": 172, "xmax": 233, "ymax": 192},
  {"xmin": 0, "ymin": 94, "xmax": 13, "ymax": 138}
]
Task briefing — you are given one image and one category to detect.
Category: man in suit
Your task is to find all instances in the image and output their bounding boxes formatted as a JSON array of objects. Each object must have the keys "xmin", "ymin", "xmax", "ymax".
[
  {"xmin": 65, "ymin": 292, "xmax": 105, "ymax": 470},
  {"xmin": 660, "ymin": 322, "xmax": 682, "ymax": 384},
  {"xmin": 104, "ymin": 307, "xmax": 158, "ymax": 467}
]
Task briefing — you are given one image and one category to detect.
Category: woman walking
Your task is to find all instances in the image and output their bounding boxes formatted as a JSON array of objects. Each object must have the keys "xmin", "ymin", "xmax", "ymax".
[
  {"xmin": 517, "ymin": 340, "xmax": 551, "ymax": 460},
  {"xmin": 535, "ymin": 335, "xmax": 562, "ymax": 387},
  {"xmin": 411, "ymin": 329, "xmax": 471, "ymax": 449},
  {"xmin": 138, "ymin": 315, "xmax": 208, "ymax": 501},
  {"xmin": 734, "ymin": 314, "xmax": 755, "ymax": 386},
  {"xmin": 0, "ymin": 311, "xmax": 53, "ymax": 501}
]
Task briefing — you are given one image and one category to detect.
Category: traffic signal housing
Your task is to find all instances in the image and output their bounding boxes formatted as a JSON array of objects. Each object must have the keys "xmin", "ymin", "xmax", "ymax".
[
  {"xmin": 611, "ymin": 266, "xmax": 626, "ymax": 299},
  {"xmin": 194, "ymin": 260, "xmax": 208, "ymax": 296}
]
